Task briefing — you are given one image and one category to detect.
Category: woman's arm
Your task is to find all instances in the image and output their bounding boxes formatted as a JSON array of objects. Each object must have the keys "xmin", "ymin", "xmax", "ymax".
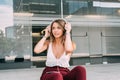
[
  {"xmin": 34, "ymin": 37, "xmax": 49, "ymax": 54},
  {"xmin": 34, "ymin": 26, "xmax": 50, "ymax": 54},
  {"xmin": 65, "ymin": 22, "xmax": 76, "ymax": 53}
]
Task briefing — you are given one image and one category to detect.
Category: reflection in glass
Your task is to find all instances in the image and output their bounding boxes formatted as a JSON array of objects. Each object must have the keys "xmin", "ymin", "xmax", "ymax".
[
  {"xmin": 0, "ymin": 0, "xmax": 13, "ymax": 58},
  {"xmin": 0, "ymin": 0, "xmax": 120, "ymax": 66}
]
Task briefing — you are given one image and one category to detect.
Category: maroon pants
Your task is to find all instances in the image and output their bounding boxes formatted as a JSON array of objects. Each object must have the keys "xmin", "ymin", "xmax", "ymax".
[{"xmin": 40, "ymin": 66, "xmax": 86, "ymax": 80}]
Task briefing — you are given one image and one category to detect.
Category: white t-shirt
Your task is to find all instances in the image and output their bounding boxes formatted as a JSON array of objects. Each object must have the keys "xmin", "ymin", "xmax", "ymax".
[{"xmin": 46, "ymin": 42, "xmax": 70, "ymax": 67}]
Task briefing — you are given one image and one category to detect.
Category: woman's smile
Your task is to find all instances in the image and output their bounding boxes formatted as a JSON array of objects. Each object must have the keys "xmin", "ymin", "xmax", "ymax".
[{"xmin": 52, "ymin": 22, "xmax": 63, "ymax": 38}]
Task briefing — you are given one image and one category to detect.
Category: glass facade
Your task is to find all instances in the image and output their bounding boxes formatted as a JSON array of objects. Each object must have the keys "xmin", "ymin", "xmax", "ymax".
[
  {"xmin": 0, "ymin": 0, "xmax": 120, "ymax": 68},
  {"xmin": 0, "ymin": 0, "xmax": 14, "ymax": 58}
]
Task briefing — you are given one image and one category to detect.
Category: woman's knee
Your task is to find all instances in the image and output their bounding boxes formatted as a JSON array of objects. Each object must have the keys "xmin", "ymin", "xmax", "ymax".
[
  {"xmin": 74, "ymin": 66, "xmax": 86, "ymax": 73},
  {"xmin": 69, "ymin": 66, "xmax": 86, "ymax": 80}
]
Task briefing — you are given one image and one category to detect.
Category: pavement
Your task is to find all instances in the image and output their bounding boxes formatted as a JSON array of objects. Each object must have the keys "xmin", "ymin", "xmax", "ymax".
[{"xmin": 0, "ymin": 63, "xmax": 120, "ymax": 80}]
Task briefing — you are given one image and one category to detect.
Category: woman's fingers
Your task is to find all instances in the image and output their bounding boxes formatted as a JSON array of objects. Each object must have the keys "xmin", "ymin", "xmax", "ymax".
[
  {"xmin": 65, "ymin": 22, "xmax": 71, "ymax": 32},
  {"xmin": 46, "ymin": 25, "xmax": 51, "ymax": 32}
]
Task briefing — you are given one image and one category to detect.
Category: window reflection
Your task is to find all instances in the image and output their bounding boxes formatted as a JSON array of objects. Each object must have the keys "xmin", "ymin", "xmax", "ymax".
[
  {"xmin": 0, "ymin": 0, "xmax": 13, "ymax": 35},
  {"xmin": 0, "ymin": 0, "xmax": 13, "ymax": 58},
  {"xmin": 0, "ymin": 0, "xmax": 120, "ymax": 68}
]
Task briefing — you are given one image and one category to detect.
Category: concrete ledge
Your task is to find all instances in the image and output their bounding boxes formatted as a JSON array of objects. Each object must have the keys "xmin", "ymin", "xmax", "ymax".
[
  {"xmin": 31, "ymin": 53, "xmax": 90, "ymax": 62},
  {"xmin": 0, "ymin": 62, "xmax": 31, "ymax": 69},
  {"xmin": 0, "ymin": 56, "xmax": 31, "ymax": 69},
  {"xmin": 71, "ymin": 53, "xmax": 89, "ymax": 58},
  {"xmin": 103, "ymin": 54, "xmax": 120, "ymax": 56},
  {"xmin": 31, "ymin": 56, "xmax": 46, "ymax": 61},
  {"xmin": 90, "ymin": 54, "xmax": 102, "ymax": 58},
  {"xmin": 5, "ymin": 56, "xmax": 16, "ymax": 61}
]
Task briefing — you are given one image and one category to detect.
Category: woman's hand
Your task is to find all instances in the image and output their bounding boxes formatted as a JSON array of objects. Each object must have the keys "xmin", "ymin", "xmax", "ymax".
[
  {"xmin": 41, "ymin": 25, "xmax": 51, "ymax": 38},
  {"xmin": 65, "ymin": 22, "xmax": 71, "ymax": 33}
]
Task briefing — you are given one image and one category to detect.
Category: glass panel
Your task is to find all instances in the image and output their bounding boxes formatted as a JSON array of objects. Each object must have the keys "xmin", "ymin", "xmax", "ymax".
[
  {"xmin": 64, "ymin": 0, "xmax": 88, "ymax": 15},
  {"xmin": 30, "ymin": 0, "xmax": 61, "ymax": 18},
  {"xmin": 0, "ymin": 0, "xmax": 32, "ymax": 59},
  {"xmin": 93, "ymin": 1, "xmax": 120, "ymax": 16},
  {"xmin": 1, "ymin": 0, "xmax": 120, "ymax": 68},
  {"xmin": 88, "ymin": 27, "xmax": 102, "ymax": 55},
  {"xmin": 101, "ymin": 27, "xmax": 120, "ymax": 54},
  {"xmin": 13, "ymin": 24, "xmax": 32, "ymax": 58},
  {"xmin": 102, "ymin": 37, "xmax": 120, "ymax": 54},
  {"xmin": 0, "ymin": 0, "xmax": 14, "ymax": 58},
  {"xmin": 72, "ymin": 27, "xmax": 89, "ymax": 55},
  {"xmin": 13, "ymin": 0, "xmax": 33, "ymax": 60},
  {"xmin": 63, "ymin": 0, "xmax": 120, "ymax": 56}
]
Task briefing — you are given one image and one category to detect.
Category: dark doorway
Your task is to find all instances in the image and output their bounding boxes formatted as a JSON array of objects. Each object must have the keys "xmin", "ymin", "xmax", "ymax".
[{"xmin": 32, "ymin": 26, "xmax": 47, "ymax": 56}]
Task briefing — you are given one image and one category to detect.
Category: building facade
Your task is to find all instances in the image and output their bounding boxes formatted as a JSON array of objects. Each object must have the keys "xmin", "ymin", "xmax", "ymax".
[{"xmin": 0, "ymin": 0, "xmax": 120, "ymax": 69}]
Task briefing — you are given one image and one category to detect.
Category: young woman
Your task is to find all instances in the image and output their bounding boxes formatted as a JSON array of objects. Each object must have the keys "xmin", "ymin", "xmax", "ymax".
[{"xmin": 34, "ymin": 19, "xmax": 86, "ymax": 80}]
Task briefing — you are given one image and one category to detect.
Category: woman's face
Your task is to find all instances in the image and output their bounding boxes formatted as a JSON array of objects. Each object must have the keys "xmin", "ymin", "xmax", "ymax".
[{"xmin": 51, "ymin": 22, "xmax": 64, "ymax": 38}]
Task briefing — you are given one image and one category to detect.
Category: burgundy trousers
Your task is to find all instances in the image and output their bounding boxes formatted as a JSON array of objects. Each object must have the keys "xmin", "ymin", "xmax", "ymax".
[{"xmin": 40, "ymin": 66, "xmax": 86, "ymax": 80}]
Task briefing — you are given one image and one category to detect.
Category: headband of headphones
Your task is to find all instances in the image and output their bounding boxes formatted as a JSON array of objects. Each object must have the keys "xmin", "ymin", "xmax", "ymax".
[{"xmin": 50, "ymin": 18, "xmax": 68, "ymax": 25}]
